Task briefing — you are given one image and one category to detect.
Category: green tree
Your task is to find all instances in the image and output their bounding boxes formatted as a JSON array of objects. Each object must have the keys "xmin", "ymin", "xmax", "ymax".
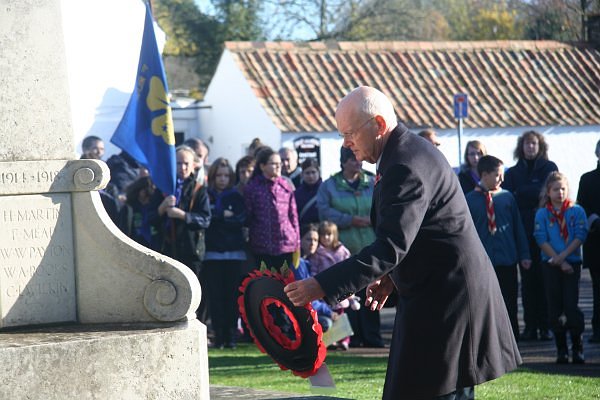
[
  {"xmin": 471, "ymin": 5, "xmax": 522, "ymax": 40},
  {"xmin": 432, "ymin": 0, "xmax": 473, "ymax": 40},
  {"xmin": 152, "ymin": 0, "xmax": 264, "ymax": 95},
  {"xmin": 153, "ymin": 0, "xmax": 221, "ymax": 94},
  {"xmin": 211, "ymin": 0, "xmax": 264, "ymax": 40}
]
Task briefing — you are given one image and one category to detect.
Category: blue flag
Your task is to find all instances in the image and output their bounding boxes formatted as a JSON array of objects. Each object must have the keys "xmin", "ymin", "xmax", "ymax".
[{"xmin": 111, "ymin": 3, "xmax": 176, "ymax": 195}]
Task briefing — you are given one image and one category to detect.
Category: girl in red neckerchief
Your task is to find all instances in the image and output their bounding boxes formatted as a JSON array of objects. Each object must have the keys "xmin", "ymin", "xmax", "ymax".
[{"xmin": 534, "ymin": 172, "xmax": 588, "ymax": 364}]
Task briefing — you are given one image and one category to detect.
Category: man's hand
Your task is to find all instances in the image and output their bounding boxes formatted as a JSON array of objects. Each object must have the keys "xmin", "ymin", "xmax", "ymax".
[
  {"xmin": 520, "ymin": 259, "xmax": 532, "ymax": 270},
  {"xmin": 365, "ymin": 275, "xmax": 395, "ymax": 311},
  {"xmin": 284, "ymin": 277, "xmax": 326, "ymax": 307}
]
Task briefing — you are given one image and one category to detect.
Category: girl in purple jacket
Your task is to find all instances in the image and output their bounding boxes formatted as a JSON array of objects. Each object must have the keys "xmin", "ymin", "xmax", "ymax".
[{"xmin": 243, "ymin": 147, "xmax": 300, "ymax": 270}]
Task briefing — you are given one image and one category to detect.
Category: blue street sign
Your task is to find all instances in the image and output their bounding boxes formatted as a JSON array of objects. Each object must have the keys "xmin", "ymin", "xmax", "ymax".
[{"xmin": 453, "ymin": 93, "xmax": 468, "ymax": 119}]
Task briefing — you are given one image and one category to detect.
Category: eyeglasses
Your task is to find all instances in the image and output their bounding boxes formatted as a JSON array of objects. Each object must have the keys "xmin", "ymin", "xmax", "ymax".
[{"xmin": 338, "ymin": 116, "xmax": 375, "ymax": 139}]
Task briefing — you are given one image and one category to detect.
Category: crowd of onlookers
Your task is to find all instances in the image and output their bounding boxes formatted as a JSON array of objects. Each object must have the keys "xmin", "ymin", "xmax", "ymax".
[{"xmin": 80, "ymin": 130, "xmax": 600, "ymax": 363}]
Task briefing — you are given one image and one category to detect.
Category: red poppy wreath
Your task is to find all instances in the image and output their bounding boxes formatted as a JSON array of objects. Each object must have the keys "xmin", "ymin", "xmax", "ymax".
[{"xmin": 237, "ymin": 265, "xmax": 327, "ymax": 378}]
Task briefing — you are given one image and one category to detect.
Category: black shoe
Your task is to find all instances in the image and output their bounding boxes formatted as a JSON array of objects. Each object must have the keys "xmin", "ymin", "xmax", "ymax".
[
  {"xmin": 521, "ymin": 328, "xmax": 538, "ymax": 341},
  {"xmin": 539, "ymin": 329, "xmax": 553, "ymax": 341},
  {"xmin": 572, "ymin": 349, "xmax": 585, "ymax": 364},
  {"xmin": 556, "ymin": 348, "xmax": 569, "ymax": 364},
  {"xmin": 588, "ymin": 334, "xmax": 600, "ymax": 343},
  {"xmin": 363, "ymin": 341, "xmax": 386, "ymax": 348},
  {"xmin": 224, "ymin": 342, "xmax": 237, "ymax": 349}
]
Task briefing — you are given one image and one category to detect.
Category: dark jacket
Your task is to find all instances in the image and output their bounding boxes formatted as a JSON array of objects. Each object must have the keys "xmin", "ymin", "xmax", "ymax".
[
  {"xmin": 117, "ymin": 190, "xmax": 163, "ymax": 251},
  {"xmin": 502, "ymin": 157, "xmax": 558, "ymax": 236},
  {"xmin": 315, "ymin": 125, "xmax": 520, "ymax": 399},
  {"xmin": 105, "ymin": 151, "xmax": 142, "ymax": 195},
  {"xmin": 205, "ymin": 188, "xmax": 246, "ymax": 253},
  {"xmin": 294, "ymin": 178, "xmax": 322, "ymax": 226},
  {"xmin": 577, "ymin": 162, "xmax": 600, "ymax": 268},
  {"xmin": 162, "ymin": 175, "xmax": 211, "ymax": 266},
  {"xmin": 457, "ymin": 165, "xmax": 478, "ymax": 194},
  {"xmin": 287, "ymin": 166, "xmax": 302, "ymax": 188}
]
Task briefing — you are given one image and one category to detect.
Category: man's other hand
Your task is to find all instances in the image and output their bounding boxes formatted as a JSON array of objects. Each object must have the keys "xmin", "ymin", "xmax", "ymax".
[
  {"xmin": 284, "ymin": 277, "xmax": 326, "ymax": 306},
  {"xmin": 365, "ymin": 275, "xmax": 395, "ymax": 311}
]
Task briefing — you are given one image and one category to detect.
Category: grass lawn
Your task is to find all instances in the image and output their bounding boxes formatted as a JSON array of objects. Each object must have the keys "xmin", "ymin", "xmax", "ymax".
[{"xmin": 209, "ymin": 344, "xmax": 600, "ymax": 399}]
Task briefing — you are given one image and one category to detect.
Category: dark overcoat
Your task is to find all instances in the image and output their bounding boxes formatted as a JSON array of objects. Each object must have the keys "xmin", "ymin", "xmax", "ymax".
[
  {"xmin": 502, "ymin": 157, "xmax": 558, "ymax": 237},
  {"xmin": 315, "ymin": 125, "xmax": 521, "ymax": 399},
  {"xmin": 577, "ymin": 162, "xmax": 600, "ymax": 268}
]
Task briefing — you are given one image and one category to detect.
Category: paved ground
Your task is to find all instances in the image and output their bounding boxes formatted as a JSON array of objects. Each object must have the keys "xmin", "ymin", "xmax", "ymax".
[{"xmin": 210, "ymin": 268, "xmax": 599, "ymax": 399}]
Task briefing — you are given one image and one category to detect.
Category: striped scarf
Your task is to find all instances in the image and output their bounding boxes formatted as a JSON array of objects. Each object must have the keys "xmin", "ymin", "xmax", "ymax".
[
  {"xmin": 484, "ymin": 191, "xmax": 497, "ymax": 235},
  {"xmin": 546, "ymin": 200, "xmax": 572, "ymax": 243}
]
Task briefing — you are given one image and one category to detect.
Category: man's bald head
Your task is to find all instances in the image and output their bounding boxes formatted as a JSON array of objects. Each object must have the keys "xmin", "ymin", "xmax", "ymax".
[
  {"xmin": 336, "ymin": 86, "xmax": 397, "ymax": 132},
  {"xmin": 335, "ymin": 87, "xmax": 398, "ymax": 163}
]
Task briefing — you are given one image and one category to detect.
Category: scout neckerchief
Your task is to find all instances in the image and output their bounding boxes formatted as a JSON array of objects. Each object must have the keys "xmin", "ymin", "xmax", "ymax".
[
  {"xmin": 475, "ymin": 185, "xmax": 497, "ymax": 235},
  {"xmin": 546, "ymin": 200, "xmax": 572, "ymax": 243}
]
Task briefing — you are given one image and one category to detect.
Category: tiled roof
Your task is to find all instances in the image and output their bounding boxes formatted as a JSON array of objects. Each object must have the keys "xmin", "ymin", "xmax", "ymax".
[{"xmin": 224, "ymin": 41, "xmax": 600, "ymax": 132}]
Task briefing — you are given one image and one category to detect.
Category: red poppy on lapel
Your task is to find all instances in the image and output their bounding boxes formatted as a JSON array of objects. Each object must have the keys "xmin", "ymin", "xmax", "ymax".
[{"xmin": 375, "ymin": 173, "xmax": 382, "ymax": 186}]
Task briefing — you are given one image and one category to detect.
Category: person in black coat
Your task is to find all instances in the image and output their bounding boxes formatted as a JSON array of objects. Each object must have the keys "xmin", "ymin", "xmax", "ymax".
[
  {"xmin": 577, "ymin": 139, "xmax": 600, "ymax": 343},
  {"xmin": 204, "ymin": 158, "xmax": 247, "ymax": 349},
  {"xmin": 105, "ymin": 150, "xmax": 146, "ymax": 201},
  {"xmin": 457, "ymin": 140, "xmax": 487, "ymax": 194},
  {"xmin": 285, "ymin": 86, "xmax": 520, "ymax": 400},
  {"xmin": 158, "ymin": 145, "xmax": 211, "ymax": 323},
  {"xmin": 502, "ymin": 131, "xmax": 558, "ymax": 341},
  {"xmin": 294, "ymin": 158, "xmax": 322, "ymax": 226}
]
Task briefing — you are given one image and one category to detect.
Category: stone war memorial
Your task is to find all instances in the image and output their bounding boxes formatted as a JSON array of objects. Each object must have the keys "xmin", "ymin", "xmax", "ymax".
[{"xmin": 0, "ymin": 2, "xmax": 209, "ymax": 399}]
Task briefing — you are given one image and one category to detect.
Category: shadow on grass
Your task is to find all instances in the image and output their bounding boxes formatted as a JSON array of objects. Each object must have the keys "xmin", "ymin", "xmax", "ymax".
[
  {"xmin": 209, "ymin": 354, "xmax": 273, "ymax": 368},
  {"xmin": 518, "ymin": 363, "xmax": 600, "ymax": 378}
]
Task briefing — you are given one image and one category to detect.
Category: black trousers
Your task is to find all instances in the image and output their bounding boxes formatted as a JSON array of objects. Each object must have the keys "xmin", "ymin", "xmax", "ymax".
[
  {"xmin": 590, "ymin": 264, "xmax": 600, "ymax": 336},
  {"xmin": 494, "ymin": 264, "xmax": 519, "ymax": 339},
  {"xmin": 520, "ymin": 237, "xmax": 549, "ymax": 331},
  {"xmin": 179, "ymin": 257, "xmax": 210, "ymax": 325},
  {"xmin": 436, "ymin": 387, "xmax": 475, "ymax": 400},
  {"xmin": 542, "ymin": 262, "xmax": 584, "ymax": 336},
  {"xmin": 204, "ymin": 259, "xmax": 244, "ymax": 345},
  {"xmin": 348, "ymin": 287, "xmax": 384, "ymax": 347}
]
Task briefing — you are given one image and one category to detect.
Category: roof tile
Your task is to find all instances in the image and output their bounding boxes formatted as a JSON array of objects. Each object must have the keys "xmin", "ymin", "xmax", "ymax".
[{"xmin": 223, "ymin": 41, "xmax": 600, "ymax": 131}]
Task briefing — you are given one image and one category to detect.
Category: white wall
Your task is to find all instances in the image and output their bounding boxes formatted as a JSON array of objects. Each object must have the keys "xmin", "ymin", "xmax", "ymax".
[
  {"xmin": 199, "ymin": 49, "xmax": 282, "ymax": 164},
  {"xmin": 61, "ymin": 0, "xmax": 165, "ymax": 157},
  {"xmin": 436, "ymin": 125, "xmax": 600, "ymax": 198},
  {"xmin": 285, "ymin": 125, "xmax": 598, "ymax": 198},
  {"xmin": 173, "ymin": 107, "xmax": 201, "ymax": 139}
]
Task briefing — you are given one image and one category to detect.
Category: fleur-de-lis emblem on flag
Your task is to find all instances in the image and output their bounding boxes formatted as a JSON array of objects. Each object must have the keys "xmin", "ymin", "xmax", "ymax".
[{"xmin": 147, "ymin": 77, "xmax": 175, "ymax": 145}]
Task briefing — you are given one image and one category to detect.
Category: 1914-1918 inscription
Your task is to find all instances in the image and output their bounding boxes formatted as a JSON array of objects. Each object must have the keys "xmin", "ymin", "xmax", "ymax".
[{"xmin": 0, "ymin": 193, "xmax": 76, "ymax": 328}]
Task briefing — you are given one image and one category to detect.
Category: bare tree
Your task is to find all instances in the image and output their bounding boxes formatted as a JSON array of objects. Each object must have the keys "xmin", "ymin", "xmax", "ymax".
[{"xmin": 262, "ymin": 0, "xmax": 360, "ymax": 40}]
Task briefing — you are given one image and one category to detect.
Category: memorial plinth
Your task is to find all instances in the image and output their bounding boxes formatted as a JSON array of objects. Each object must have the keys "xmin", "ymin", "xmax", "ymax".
[{"xmin": 0, "ymin": 1, "xmax": 209, "ymax": 399}]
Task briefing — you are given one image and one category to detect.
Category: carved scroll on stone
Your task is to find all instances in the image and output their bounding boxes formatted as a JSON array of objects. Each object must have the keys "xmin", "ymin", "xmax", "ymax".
[{"xmin": 0, "ymin": 159, "xmax": 200, "ymax": 327}]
